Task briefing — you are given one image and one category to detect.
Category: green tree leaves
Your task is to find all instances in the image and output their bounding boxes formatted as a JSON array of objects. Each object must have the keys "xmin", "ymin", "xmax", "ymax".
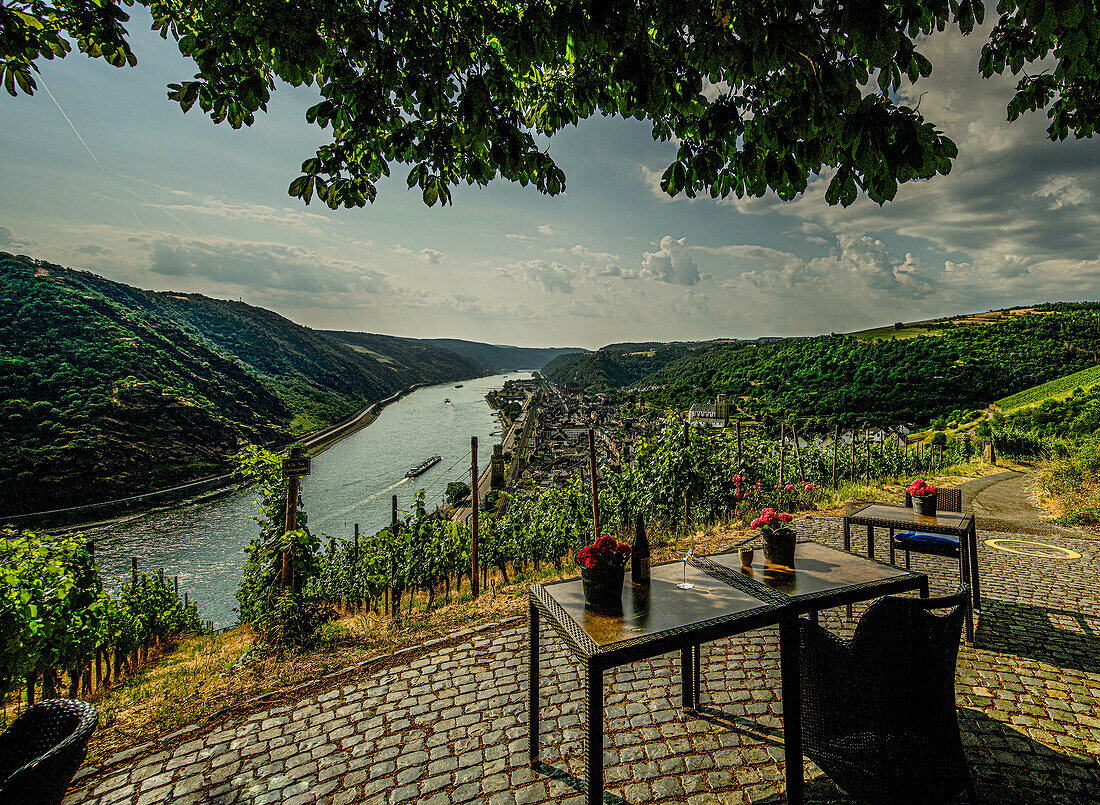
[{"xmin": 9, "ymin": 0, "xmax": 1094, "ymax": 208}]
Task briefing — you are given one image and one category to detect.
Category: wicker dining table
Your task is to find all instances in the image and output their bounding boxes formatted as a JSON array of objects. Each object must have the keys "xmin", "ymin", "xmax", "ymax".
[
  {"xmin": 528, "ymin": 541, "xmax": 928, "ymax": 805},
  {"xmin": 842, "ymin": 504, "xmax": 978, "ymax": 640}
]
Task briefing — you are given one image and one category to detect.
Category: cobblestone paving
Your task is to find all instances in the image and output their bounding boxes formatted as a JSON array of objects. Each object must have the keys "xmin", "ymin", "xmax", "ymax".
[{"xmin": 64, "ymin": 518, "xmax": 1100, "ymax": 805}]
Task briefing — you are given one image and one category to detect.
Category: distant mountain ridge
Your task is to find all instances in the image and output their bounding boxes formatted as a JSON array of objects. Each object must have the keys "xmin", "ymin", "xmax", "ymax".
[{"xmin": 0, "ymin": 253, "xmax": 480, "ymax": 514}]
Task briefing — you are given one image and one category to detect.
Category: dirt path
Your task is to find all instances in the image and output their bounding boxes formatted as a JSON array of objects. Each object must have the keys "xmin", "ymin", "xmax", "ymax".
[{"xmin": 960, "ymin": 469, "xmax": 1092, "ymax": 539}]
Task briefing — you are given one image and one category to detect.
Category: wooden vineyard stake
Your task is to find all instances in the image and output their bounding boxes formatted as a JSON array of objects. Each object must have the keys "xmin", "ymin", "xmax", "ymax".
[
  {"xmin": 471, "ymin": 436, "xmax": 480, "ymax": 599},
  {"xmin": 779, "ymin": 422, "xmax": 786, "ymax": 486},
  {"xmin": 281, "ymin": 447, "xmax": 310, "ymax": 590},
  {"xmin": 736, "ymin": 420, "xmax": 742, "ymax": 467},
  {"xmin": 832, "ymin": 424, "xmax": 839, "ymax": 488},
  {"xmin": 589, "ymin": 428, "xmax": 601, "ymax": 539}
]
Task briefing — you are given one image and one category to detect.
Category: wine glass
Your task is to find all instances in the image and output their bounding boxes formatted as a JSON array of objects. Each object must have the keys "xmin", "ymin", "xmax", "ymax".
[{"xmin": 676, "ymin": 532, "xmax": 695, "ymax": 589}]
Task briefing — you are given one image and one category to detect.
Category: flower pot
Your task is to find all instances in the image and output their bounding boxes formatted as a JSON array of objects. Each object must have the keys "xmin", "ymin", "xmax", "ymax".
[
  {"xmin": 913, "ymin": 493, "xmax": 937, "ymax": 517},
  {"xmin": 762, "ymin": 527, "xmax": 796, "ymax": 568},
  {"xmin": 580, "ymin": 566, "xmax": 625, "ymax": 613}
]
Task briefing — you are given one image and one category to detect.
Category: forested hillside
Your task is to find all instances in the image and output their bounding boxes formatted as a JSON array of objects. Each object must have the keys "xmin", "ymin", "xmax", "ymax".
[
  {"xmin": 0, "ymin": 253, "xmax": 475, "ymax": 514},
  {"xmin": 642, "ymin": 311, "xmax": 1100, "ymax": 426},
  {"xmin": 542, "ymin": 344, "xmax": 697, "ymax": 391},
  {"xmin": 413, "ymin": 337, "xmax": 584, "ymax": 371}
]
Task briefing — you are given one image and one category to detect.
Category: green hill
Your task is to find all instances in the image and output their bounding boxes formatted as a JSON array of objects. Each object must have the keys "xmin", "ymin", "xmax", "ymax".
[
  {"xmin": 413, "ymin": 338, "xmax": 584, "ymax": 371},
  {"xmin": 996, "ymin": 364, "xmax": 1100, "ymax": 413},
  {"xmin": 641, "ymin": 312, "xmax": 1100, "ymax": 426},
  {"xmin": 542, "ymin": 344, "xmax": 698, "ymax": 391},
  {"xmin": 0, "ymin": 253, "xmax": 475, "ymax": 515}
]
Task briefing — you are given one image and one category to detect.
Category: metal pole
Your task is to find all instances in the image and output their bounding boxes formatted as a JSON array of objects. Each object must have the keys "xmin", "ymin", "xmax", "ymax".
[
  {"xmin": 736, "ymin": 420, "xmax": 742, "ymax": 467},
  {"xmin": 779, "ymin": 422, "xmax": 786, "ymax": 486},
  {"xmin": 832, "ymin": 423, "xmax": 839, "ymax": 488},
  {"xmin": 471, "ymin": 436, "xmax": 480, "ymax": 599},
  {"xmin": 588, "ymin": 428, "xmax": 600, "ymax": 539}
]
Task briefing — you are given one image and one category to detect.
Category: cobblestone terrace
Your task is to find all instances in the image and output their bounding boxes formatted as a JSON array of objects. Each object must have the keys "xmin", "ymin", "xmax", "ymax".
[{"xmin": 64, "ymin": 518, "xmax": 1100, "ymax": 805}]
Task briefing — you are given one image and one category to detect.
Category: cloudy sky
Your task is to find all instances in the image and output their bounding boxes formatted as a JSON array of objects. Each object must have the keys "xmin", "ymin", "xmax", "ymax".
[{"xmin": 4, "ymin": 15, "xmax": 1100, "ymax": 348}]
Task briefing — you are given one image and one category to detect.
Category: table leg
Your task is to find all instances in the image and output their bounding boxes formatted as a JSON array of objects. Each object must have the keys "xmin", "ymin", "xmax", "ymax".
[
  {"xmin": 693, "ymin": 644, "xmax": 701, "ymax": 708},
  {"xmin": 888, "ymin": 528, "xmax": 895, "ymax": 565},
  {"xmin": 957, "ymin": 540, "xmax": 975, "ymax": 643},
  {"xmin": 969, "ymin": 522, "xmax": 982, "ymax": 610},
  {"xmin": 843, "ymin": 517, "xmax": 850, "ymax": 552},
  {"xmin": 866, "ymin": 523, "xmax": 874, "ymax": 559},
  {"xmin": 585, "ymin": 661, "xmax": 604, "ymax": 805},
  {"xmin": 919, "ymin": 577, "xmax": 929, "ymax": 599},
  {"xmin": 528, "ymin": 601, "xmax": 539, "ymax": 768},
  {"xmin": 680, "ymin": 645, "xmax": 696, "ymax": 711},
  {"xmin": 779, "ymin": 614, "xmax": 803, "ymax": 805}
]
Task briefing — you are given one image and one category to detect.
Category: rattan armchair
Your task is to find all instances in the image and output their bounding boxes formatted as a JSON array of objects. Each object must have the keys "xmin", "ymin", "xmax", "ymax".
[
  {"xmin": 796, "ymin": 589, "xmax": 974, "ymax": 805},
  {"xmin": 0, "ymin": 698, "xmax": 98, "ymax": 805}
]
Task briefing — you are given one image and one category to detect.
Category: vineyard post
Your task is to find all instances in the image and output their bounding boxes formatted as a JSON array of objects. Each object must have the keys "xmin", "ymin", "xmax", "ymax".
[
  {"xmin": 850, "ymin": 433, "xmax": 856, "ymax": 480},
  {"xmin": 354, "ymin": 523, "xmax": 360, "ymax": 612},
  {"xmin": 589, "ymin": 429, "xmax": 601, "ymax": 539},
  {"xmin": 736, "ymin": 420, "xmax": 742, "ymax": 467},
  {"xmin": 471, "ymin": 436, "xmax": 480, "ymax": 599},
  {"xmin": 864, "ymin": 429, "xmax": 870, "ymax": 478},
  {"xmin": 174, "ymin": 576, "xmax": 178, "ymax": 595},
  {"xmin": 280, "ymin": 447, "xmax": 310, "ymax": 590},
  {"xmin": 389, "ymin": 496, "xmax": 398, "ymax": 612},
  {"xmin": 779, "ymin": 422, "xmax": 786, "ymax": 486},
  {"xmin": 131, "ymin": 557, "xmax": 138, "ymax": 586},
  {"xmin": 832, "ymin": 424, "xmax": 839, "ymax": 488}
]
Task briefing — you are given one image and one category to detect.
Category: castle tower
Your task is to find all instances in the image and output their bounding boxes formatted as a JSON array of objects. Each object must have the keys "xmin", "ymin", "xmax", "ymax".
[{"xmin": 715, "ymin": 394, "xmax": 729, "ymax": 423}]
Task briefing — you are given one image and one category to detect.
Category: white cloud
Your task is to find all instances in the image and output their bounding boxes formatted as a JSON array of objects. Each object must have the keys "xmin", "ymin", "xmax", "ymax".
[
  {"xmin": 393, "ymin": 244, "xmax": 446, "ymax": 264},
  {"xmin": 640, "ymin": 236, "xmax": 701, "ymax": 286}
]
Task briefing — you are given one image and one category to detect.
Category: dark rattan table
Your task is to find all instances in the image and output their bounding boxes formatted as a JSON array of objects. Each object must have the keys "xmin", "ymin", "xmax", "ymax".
[
  {"xmin": 528, "ymin": 542, "xmax": 928, "ymax": 805},
  {"xmin": 842, "ymin": 504, "xmax": 978, "ymax": 640}
]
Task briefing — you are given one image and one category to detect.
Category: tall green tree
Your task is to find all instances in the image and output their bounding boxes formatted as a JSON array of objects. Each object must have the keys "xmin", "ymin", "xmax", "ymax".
[{"xmin": 5, "ymin": 1, "xmax": 1100, "ymax": 209}]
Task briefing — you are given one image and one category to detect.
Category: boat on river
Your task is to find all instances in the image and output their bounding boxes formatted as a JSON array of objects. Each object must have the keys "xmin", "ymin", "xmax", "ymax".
[
  {"xmin": 443, "ymin": 398, "xmax": 451, "ymax": 404},
  {"xmin": 405, "ymin": 455, "xmax": 442, "ymax": 477},
  {"xmin": 455, "ymin": 384, "xmax": 463, "ymax": 388}
]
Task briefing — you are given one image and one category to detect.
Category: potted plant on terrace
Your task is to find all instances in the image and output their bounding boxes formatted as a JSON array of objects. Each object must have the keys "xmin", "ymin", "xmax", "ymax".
[
  {"xmin": 576, "ymin": 535, "xmax": 630, "ymax": 613},
  {"xmin": 751, "ymin": 508, "xmax": 796, "ymax": 567},
  {"xmin": 907, "ymin": 479, "xmax": 939, "ymax": 517}
]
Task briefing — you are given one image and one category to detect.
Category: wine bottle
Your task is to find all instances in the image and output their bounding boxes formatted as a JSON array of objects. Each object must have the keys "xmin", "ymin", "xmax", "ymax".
[{"xmin": 632, "ymin": 512, "xmax": 650, "ymax": 585}]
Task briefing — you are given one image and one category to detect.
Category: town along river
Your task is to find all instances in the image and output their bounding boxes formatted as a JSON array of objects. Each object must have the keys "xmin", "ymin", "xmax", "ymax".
[{"xmin": 87, "ymin": 373, "xmax": 528, "ymax": 627}]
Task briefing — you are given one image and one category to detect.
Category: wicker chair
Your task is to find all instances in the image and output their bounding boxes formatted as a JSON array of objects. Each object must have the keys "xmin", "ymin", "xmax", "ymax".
[
  {"xmin": 0, "ymin": 698, "xmax": 98, "ymax": 805},
  {"xmin": 796, "ymin": 589, "xmax": 974, "ymax": 805}
]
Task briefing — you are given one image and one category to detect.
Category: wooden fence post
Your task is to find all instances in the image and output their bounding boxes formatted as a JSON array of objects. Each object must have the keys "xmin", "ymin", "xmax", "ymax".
[
  {"xmin": 832, "ymin": 423, "xmax": 839, "ymax": 488},
  {"xmin": 736, "ymin": 420, "xmax": 742, "ymax": 467},
  {"xmin": 589, "ymin": 428, "xmax": 601, "ymax": 538},
  {"xmin": 471, "ymin": 436, "xmax": 480, "ymax": 599},
  {"xmin": 779, "ymin": 422, "xmax": 786, "ymax": 486}
]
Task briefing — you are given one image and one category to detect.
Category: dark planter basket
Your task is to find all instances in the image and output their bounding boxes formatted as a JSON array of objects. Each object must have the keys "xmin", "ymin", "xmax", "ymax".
[
  {"xmin": 578, "ymin": 560, "xmax": 625, "ymax": 614},
  {"xmin": 762, "ymin": 527, "xmax": 797, "ymax": 568},
  {"xmin": 914, "ymin": 494, "xmax": 938, "ymax": 517}
]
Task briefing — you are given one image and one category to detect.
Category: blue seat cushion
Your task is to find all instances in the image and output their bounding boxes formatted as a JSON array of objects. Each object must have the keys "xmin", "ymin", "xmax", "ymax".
[{"xmin": 892, "ymin": 531, "xmax": 960, "ymax": 557}]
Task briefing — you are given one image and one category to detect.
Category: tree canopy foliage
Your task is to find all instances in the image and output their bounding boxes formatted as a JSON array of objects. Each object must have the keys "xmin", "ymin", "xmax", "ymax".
[{"xmin": 6, "ymin": 0, "xmax": 1099, "ymax": 209}]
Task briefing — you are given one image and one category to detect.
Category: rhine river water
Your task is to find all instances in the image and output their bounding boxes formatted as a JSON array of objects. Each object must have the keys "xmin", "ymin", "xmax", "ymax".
[{"xmin": 87, "ymin": 372, "xmax": 529, "ymax": 627}]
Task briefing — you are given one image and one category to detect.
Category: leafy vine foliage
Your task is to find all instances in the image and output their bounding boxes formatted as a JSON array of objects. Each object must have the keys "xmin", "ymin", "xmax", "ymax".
[
  {"xmin": 0, "ymin": 529, "xmax": 203, "ymax": 701},
  {"xmin": 8, "ymin": 1, "xmax": 1100, "ymax": 208},
  {"xmin": 292, "ymin": 415, "xmax": 971, "ymax": 626}
]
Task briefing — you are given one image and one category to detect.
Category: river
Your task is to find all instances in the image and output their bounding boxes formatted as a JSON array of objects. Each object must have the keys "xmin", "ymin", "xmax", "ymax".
[{"xmin": 86, "ymin": 372, "xmax": 529, "ymax": 627}]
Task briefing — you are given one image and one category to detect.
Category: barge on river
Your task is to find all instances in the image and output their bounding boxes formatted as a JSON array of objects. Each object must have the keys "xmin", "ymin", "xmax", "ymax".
[{"xmin": 405, "ymin": 455, "xmax": 442, "ymax": 478}]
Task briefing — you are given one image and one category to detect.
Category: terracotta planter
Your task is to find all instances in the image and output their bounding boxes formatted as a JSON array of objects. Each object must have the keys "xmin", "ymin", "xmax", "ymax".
[
  {"xmin": 914, "ymin": 494, "xmax": 937, "ymax": 517},
  {"xmin": 762, "ymin": 527, "xmax": 796, "ymax": 567}
]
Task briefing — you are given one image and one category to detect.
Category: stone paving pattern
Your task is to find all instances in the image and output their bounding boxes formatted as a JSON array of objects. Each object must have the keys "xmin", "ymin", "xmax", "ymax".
[{"xmin": 64, "ymin": 518, "xmax": 1100, "ymax": 805}]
